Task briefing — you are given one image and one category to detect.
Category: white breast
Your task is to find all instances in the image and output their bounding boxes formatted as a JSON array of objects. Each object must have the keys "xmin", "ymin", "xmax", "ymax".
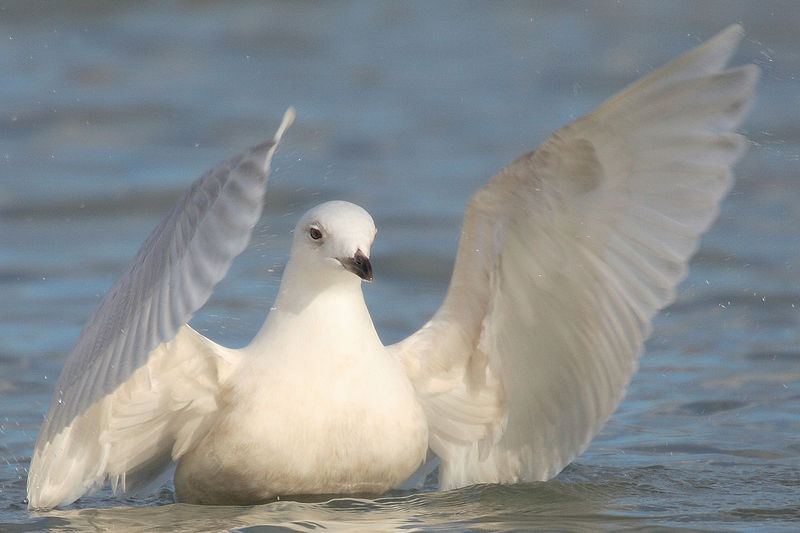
[{"xmin": 174, "ymin": 292, "xmax": 428, "ymax": 505}]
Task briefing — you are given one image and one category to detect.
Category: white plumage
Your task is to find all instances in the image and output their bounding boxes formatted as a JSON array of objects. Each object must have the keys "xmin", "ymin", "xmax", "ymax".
[{"xmin": 28, "ymin": 25, "xmax": 757, "ymax": 509}]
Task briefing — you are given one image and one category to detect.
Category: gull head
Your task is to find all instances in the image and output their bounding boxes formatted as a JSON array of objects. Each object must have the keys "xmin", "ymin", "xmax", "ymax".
[{"xmin": 289, "ymin": 200, "xmax": 377, "ymax": 283}]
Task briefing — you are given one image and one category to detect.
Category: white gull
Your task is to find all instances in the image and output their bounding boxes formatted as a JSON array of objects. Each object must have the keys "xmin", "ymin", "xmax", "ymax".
[{"xmin": 27, "ymin": 25, "xmax": 758, "ymax": 509}]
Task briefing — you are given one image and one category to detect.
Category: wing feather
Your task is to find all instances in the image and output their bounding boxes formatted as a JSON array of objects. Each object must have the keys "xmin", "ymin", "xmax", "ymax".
[
  {"xmin": 27, "ymin": 109, "xmax": 295, "ymax": 509},
  {"xmin": 391, "ymin": 25, "xmax": 757, "ymax": 488}
]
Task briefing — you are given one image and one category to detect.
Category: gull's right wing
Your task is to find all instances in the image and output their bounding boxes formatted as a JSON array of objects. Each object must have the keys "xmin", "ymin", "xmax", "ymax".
[{"xmin": 27, "ymin": 109, "xmax": 295, "ymax": 510}]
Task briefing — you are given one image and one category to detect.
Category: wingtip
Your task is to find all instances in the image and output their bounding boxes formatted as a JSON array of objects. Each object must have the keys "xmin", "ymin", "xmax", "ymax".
[
  {"xmin": 274, "ymin": 106, "xmax": 296, "ymax": 144},
  {"xmin": 723, "ymin": 23, "xmax": 745, "ymax": 38},
  {"xmin": 704, "ymin": 23, "xmax": 746, "ymax": 56},
  {"xmin": 250, "ymin": 107, "xmax": 295, "ymax": 170}
]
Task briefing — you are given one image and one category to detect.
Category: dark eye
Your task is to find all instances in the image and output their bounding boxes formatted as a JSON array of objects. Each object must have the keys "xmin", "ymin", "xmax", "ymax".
[{"xmin": 309, "ymin": 226, "xmax": 323, "ymax": 240}]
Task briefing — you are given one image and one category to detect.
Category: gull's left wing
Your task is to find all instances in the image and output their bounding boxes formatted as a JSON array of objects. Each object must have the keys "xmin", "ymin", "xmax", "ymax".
[
  {"xmin": 27, "ymin": 109, "xmax": 295, "ymax": 509},
  {"xmin": 390, "ymin": 26, "xmax": 757, "ymax": 489}
]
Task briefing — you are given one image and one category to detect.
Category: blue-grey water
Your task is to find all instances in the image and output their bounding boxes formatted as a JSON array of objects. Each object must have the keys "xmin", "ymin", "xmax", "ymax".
[{"xmin": 2, "ymin": 2, "xmax": 799, "ymax": 531}]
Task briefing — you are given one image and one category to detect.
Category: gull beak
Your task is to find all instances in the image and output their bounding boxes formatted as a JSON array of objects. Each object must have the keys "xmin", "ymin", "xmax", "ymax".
[{"xmin": 339, "ymin": 249, "xmax": 373, "ymax": 282}]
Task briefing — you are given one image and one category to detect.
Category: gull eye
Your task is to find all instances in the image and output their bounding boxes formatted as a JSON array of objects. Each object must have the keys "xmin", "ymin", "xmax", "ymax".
[{"xmin": 309, "ymin": 226, "xmax": 323, "ymax": 241}]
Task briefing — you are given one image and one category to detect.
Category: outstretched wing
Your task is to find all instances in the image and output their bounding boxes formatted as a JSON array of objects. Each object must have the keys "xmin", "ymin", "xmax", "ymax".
[
  {"xmin": 390, "ymin": 26, "xmax": 758, "ymax": 488},
  {"xmin": 27, "ymin": 109, "xmax": 295, "ymax": 509}
]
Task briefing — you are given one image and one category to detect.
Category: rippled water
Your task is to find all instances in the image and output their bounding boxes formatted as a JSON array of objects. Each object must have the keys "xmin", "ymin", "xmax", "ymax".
[{"xmin": 2, "ymin": 2, "xmax": 799, "ymax": 531}]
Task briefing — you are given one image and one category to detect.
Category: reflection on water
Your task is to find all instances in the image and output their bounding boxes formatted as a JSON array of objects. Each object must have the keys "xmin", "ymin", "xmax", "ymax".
[
  {"xmin": 2, "ymin": 1, "xmax": 800, "ymax": 531},
  {"xmin": 23, "ymin": 464, "xmax": 800, "ymax": 532},
  {"xmin": 30, "ymin": 481, "xmax": 617, "ymax": 533}
]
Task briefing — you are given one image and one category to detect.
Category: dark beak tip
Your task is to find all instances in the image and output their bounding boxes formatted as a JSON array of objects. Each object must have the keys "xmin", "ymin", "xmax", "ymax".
[
  {"xmin": 360, "ymin": 259, "xmax": 373, "ymax": 283},
  {"xmin": 341, "ymin": 251, "xmax": 373, "ymax": 282}
]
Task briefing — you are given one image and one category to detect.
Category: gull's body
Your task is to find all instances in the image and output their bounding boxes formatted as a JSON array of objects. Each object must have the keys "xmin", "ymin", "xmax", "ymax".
[
  {"xmin": 28, "ymin": 26, "xmax": 758, "ymax": 510},
  {"xmin": 173, "ymin": 203, "xmax": 428, "ymax": 504}
]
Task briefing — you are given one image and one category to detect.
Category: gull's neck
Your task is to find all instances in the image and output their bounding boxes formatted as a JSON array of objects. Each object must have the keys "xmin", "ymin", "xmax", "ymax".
[{"xmin": 249, "ymin": 260, "xmax": 379, "ymax": 354}]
